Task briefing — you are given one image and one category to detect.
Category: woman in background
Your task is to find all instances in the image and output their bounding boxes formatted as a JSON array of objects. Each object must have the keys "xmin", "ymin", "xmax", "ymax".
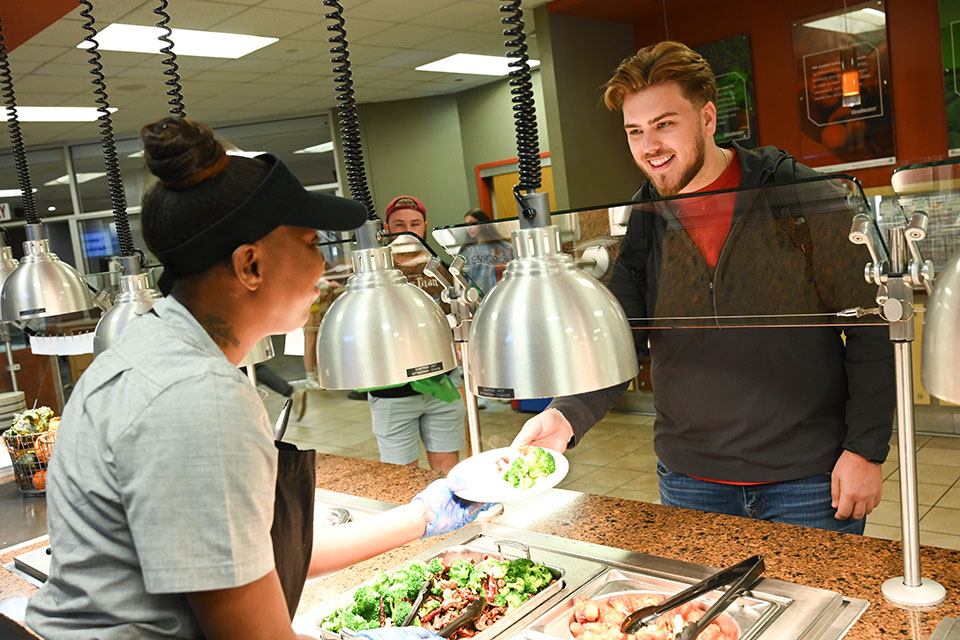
[{"xmin": 458, "ymin": 208, "xmax": 513, "ymax": 296}]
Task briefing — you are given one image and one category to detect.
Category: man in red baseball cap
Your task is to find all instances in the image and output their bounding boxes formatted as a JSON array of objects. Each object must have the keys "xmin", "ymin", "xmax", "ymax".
[
  {"xmin": 365, "ymin": 195, "xmax": 466, "ymax": 474},
  {"xmin": 384, "ymin": 195, "xmax": 427, "ymax": 238}
]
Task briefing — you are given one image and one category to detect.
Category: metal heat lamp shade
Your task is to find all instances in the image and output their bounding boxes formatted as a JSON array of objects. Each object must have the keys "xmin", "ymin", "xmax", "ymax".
[
  {"xmin": 468, "ymin": 223, "xmax": 638, "ymax": 399},
  {"xmin": 922, "ymin": 249, "xmax": 960, "ymax": 403},
  {"xmin": 0, "ymin": 244, "xmax": 18, "ymax": 297},
  {"xmin": 317, "ymin": 244, "xmax": 456, "ymax": 390},
  {"xmin": 1, "ymin": 224, "xmax": 94, "ymax": 321},
  {"xmin": 93, "ymin": 257, "xmax": 162, "ymax": 355}
]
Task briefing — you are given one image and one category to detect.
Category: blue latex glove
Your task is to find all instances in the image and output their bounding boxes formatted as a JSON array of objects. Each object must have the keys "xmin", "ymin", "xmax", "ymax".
[
  {"xmin": 356, "ymin": 627, "xmax": 443, "ymax": 640},
  {"xmin": 413, "ymin": 478, "xmax": 493, "ymax": 538}
]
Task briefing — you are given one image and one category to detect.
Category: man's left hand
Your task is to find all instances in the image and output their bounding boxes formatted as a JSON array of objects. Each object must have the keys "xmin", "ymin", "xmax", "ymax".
[{"xmin": 831, "ymin": 450, "xmax": 883, "ymax": 520}]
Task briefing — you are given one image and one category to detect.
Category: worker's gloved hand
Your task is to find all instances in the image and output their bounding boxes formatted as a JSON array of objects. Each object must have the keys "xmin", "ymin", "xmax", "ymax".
[
  {"xmin": 413, "ymin": 478, "xmax": 493, "ymax": 538},
  {"xmin": 356, "ymin": 627, "xmax": 444, "ymax": 640},
  {"xmin": 511, "ymin": 408, "xmax": 574, "ymax": 453}
]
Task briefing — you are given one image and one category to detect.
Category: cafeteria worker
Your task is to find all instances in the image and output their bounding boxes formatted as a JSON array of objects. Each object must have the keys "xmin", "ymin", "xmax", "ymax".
[{"xmin": 26, "ymin": 117, "xmax": 485, "ymax": 640}]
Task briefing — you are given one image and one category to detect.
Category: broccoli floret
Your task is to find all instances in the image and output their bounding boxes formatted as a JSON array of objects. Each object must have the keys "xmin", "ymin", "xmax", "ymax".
[
  {"xmin": 503, "ymin": 591, "xmax": 529, "ymax": 610},
  {"xmin": 339, "ymin": 608, "xmax": 369, "ymax": 632},
  {"xmin": 501, "ymin": 578, "xmax": 524, "ymax": 594},
  {"xmin": 385, "ymin": 581, "xmax": 408, "ymax": 605},
  {"xmin": 430, "ymin": 582, "xmax": 443, "ymax": 596},
  {"xmin": 505, "ymin": 558, "xmax": 535, "ymax": 582},
  {"xmin": 493, "ymin": 593, "xmax": 507, "ymax": 607},
  {"xmin": 421, "ymin": 599, "xmax": 440, "ymax": 616},
  {"xmin": 372, "ymin": 572, "xmax": 392, "ymax": 597},
  {"xmin": 427, "ymin": 557, "xmax": 443, "ymax": 575},
  {"xmin": 389, "ymin": 568, "xmax": 410, "ymax": 587},
  {"xmin": 448, "ymin": 559, "xmax": 484, "ymax": 593},
  {"xmin": 477, "ymin": 558, "xmax": 509, "ymax": 579},
  {"xmin": 448, "ymin": 559, "xmax": 474, "ymax": 588},
  {"xmin": 407, "ymin": 561, "xmax": 430, "ymax": 580},
  {"xmin": 319, "ymin": 614, "xmax": 342, "ymax": 632},
  {"xmin": 401, "ymin": 568, "xmax": 427, "ymax": 599},
  {"xmin": 502, "ymin": 447, "xmax": 556, "ymax": 489},
  {"xmin": 522, "ymin": 565, "xmax": 554, "ymax": 593},
  {"xmin": 502, "ymin": 462, "xmax": 531, "ymax": 489},
  {"xmin": 353, "ymin": 585, "xmax": 380, "ymax": 620},
  {"xmin": 390, "ymin": 600, "xmax": 413, "ymax": 626}
]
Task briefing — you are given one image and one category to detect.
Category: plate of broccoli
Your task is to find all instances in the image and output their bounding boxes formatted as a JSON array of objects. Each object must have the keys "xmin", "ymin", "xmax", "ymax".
[{"xmin": 447, "ymin": 446, "xmax": 568, "ymax": 503}]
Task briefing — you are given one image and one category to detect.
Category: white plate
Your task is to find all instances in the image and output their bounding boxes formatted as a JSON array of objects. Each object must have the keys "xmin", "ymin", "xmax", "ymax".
[{"xmin": 448, "ymin": 446, "xmax": 568, "ymax": 503}]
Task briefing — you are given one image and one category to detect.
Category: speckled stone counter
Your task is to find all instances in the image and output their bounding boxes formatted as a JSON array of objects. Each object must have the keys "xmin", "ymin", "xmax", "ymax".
[
  {"xmin": 2, "ymin": 454, "xmax": 959, "ymax": 639},
  {"xmin": 307, "ymin": 454, "xmax": 960, "ymax": 639}
]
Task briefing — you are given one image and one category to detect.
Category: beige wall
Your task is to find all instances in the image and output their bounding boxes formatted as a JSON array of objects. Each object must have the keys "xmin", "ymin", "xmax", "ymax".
[
  {"xmin": 535, "ymin": 8, "xmax": 639, "ymax": 210},
  {"xmin": 329, "ymin": 72, "xmax": 551, "ymax": 242},
  {"xmin": 329, "ymin": 10, "xmax": 641, "ymax": 241},
  {"xmin": 456, "ymin": 70, "xmax": 550, "ymax": 212},
  {"xmin": 358, "ymin": 93, "xmax": 469, "ymax": 235}
]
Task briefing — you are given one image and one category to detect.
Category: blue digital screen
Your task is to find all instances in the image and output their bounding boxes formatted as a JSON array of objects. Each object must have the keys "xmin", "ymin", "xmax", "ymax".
[{"xmin": 82, "ymin": 228, "xmax": 114, "ymax": 258}]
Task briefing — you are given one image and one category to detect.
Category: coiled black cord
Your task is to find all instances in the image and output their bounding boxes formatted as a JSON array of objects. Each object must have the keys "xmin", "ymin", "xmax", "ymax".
[
  {"xmin": 0, "ymin": 15, "xmax": 39, "ymax": 224},
  {"xmin": 154, "ymin": 0, "xmax": 186, "ymax": 118},
  {"xmin": 78, "ymin": 0, "xmax": 134, "ymax": 257},
  {"xmin": 323, "ymin": 0, "xmax": 376, "ymax": 220},
  {"xmin": 500, "ymin": 0, "xmax": 541, "ymax": 199}
]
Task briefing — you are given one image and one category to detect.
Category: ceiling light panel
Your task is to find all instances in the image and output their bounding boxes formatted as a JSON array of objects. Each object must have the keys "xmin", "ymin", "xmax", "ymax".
[
  {"xmin": 416, "ymin": 53, "xmax": 540, "ymax": 76},
  {"xmin": 8, "ymin": 107, "xmax": 117, "ymax": 122},
  {"xmin": 43, "ymin": 172, "xmax": 106, "ymax": 186},
  {"xmin": 76, "ymin": 24, "xmax": 278, "ymax": 59}
]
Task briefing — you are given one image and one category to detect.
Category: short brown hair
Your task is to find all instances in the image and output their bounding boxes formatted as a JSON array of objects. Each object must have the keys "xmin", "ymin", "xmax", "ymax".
[{"xmin": 603, "ymin": 41, "xmax": 718, "ymax": 111}]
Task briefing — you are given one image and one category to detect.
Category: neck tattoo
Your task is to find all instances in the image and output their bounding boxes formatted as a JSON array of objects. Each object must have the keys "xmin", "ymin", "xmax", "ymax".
[{"xmin": 201, "ymin": 314, "xmax": 241, "ymax": 349}]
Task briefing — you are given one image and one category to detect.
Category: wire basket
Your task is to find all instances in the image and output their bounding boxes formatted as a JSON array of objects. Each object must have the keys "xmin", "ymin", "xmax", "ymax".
[{"xmin": 2, "ymin": 430, "xmax": 55, "ymax": 497}]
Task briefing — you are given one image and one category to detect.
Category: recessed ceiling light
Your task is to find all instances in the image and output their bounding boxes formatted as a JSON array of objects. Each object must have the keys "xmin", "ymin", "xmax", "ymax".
[
  {"xmin": 416, "ymin": 53, "xmax": 540, "ymax": 77},
  {"xmin": 0, "ymin": 188, "xmax": 36, "ymax": 197},
  {"xmin": 9, "ymin": 107, "xmax": 117, "ymax": 122},
  {"xmin": 76, "ymin": 23, "xmax": 277, "ymax": 59},
  {"xmin": 43, "ymin": 172, "xmax": 106, "ymax": 186},
  {"xmin": 294, "ymin": 141, "xmax": 334, "ymax": 154},
  {"xmin": 47, "ymin": 206, "xmax": 56, "ymax": 212}
]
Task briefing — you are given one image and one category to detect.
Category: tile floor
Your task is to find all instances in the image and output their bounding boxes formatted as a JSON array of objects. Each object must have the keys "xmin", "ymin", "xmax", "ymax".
[{"xmin": 266, "ymin": 372, "xmax": 960, "ymax": 552}]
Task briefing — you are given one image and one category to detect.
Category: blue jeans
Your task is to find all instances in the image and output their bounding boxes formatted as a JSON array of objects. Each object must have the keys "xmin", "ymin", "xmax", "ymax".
[{"xmin": 657, "ymin": 461, "xmax": 865, "ymax": 535}]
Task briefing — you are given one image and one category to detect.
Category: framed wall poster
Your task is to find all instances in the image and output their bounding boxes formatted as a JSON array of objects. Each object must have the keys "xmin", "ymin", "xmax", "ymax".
[
  {"xmin": 941, "ymin": 0, "xmax": 960, "ymax": 155},
  {"xmin": 792, "ymin": 0, "xmax": 896, "ymax": 171},
  {"xmin": 694, "ymin": 35, "xmax": 759, "ymax": 149}
]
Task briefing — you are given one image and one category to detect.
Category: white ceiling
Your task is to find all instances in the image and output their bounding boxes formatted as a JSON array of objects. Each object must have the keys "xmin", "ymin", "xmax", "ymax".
[{"xmin": 4, "ymin": 0, "xmax": 550, "ymax": 150}]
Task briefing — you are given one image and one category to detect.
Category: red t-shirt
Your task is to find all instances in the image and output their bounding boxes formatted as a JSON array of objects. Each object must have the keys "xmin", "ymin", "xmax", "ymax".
[{"xmin": 673, "ymin": 150, "xmax": 741, "ymax": 269}]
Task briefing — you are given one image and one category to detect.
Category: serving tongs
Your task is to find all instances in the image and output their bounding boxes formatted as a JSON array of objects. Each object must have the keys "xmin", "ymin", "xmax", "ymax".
[
  {"xmin": 401, "ymin": 580, "xmax": 433, "ymax": 626},
  {"xmin": 620, "ymin": 554, "xmax": 765, "ymax": 637},
  {"xmin": 437, "ymin": 594, "xmax": 487, "ymax": 638}
]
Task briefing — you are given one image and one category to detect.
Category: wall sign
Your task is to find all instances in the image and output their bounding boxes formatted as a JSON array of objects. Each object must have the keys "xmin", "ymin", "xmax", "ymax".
[
  {"xmin": 694, "ymin": 35, "xmax": 758, "ymax": 149},
  {"xmin": 792, "ymin": 0, "xmax": 896, "ymax": 172},
  {"xmin": 0, "ymin": 202, "xmax": 10, "ymax": 221},
  {"xmin": 940, "ymin": 0, "xmax": 960, "ymax": 155}
]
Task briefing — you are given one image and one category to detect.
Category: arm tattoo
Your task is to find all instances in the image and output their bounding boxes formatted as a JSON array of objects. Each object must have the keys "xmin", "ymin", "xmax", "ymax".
[{"xmin": 200, "ymin": 314, "xmax": 240, "ymax": 349}]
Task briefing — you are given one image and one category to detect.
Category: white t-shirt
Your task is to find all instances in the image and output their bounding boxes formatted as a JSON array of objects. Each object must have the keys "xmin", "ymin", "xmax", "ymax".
[{"xmin": 26, "ymin": 296, "xmax": 277, "ymax": 639}]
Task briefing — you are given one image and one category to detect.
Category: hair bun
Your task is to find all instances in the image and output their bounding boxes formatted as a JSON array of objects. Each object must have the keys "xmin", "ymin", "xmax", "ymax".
[{"xmin": 139, "ymin": 117, "xmax": 228, "ymax": 189}]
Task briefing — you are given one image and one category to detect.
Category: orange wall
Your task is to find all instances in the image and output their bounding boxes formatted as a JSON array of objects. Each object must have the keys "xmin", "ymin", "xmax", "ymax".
[
  {"xmin": 551, "ymin": 0, "xmax": 943, "ymax": 189},
  {"xmin": 0, "ymin": 0, "xmax": 76, "ymax": 51}
]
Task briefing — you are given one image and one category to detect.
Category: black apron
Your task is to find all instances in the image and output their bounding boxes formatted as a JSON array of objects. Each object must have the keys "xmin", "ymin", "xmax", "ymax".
[{"xmin": 270, "ymin": 441, "xmax": 316, "ymax": 619}]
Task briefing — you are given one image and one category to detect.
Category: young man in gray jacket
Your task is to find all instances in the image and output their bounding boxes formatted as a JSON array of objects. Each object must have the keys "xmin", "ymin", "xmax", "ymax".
[{"xmin": 513, "ymin": 41, "xmax": 895, "ymax": 534}]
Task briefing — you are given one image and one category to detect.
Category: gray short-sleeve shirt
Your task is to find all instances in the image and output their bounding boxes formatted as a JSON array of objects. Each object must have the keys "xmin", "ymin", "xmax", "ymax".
[{"xmin": 26, "ymin": 297, "xmax": 277, "ymax": 639}]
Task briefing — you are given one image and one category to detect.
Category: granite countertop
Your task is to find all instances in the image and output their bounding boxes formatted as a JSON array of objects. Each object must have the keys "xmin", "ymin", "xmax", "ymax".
[
  {"xmin": 306, "ymin": 455, "xmax": 960, "ymax": 640},
  {"xmin": 2, "ymin": 453, "xmax": 959, "ymax": 639}
]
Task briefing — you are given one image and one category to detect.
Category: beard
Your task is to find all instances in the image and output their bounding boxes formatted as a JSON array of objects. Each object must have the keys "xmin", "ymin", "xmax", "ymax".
[{"xmin": 637, "ymin": 129, "xmax": 706, "ymax": 197}]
